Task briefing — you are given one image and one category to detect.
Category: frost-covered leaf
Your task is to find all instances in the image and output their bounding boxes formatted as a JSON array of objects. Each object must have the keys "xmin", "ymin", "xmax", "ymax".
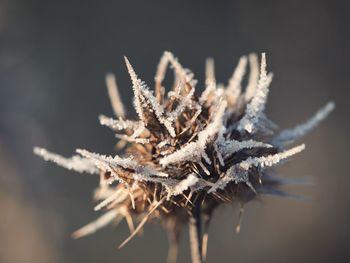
[
  {"xmin": 160, "ymin": 98, "xmax": 227, "ymax": 166},
  {"xmin": 163, "ymin": 51, "xmax": 197, "ymax": 88},
  {"xmin": 226, "ymin": 56, "xmax": 247, "ymax": 106},
  {"xmin": 208, "ymin": 165, "xmax": 250, "ymax": 193},
  {"xmin": 125, "ymin": 56, "xmax": 176, "ymax": 137},
  {"xmin": 244, "ymin": 53, "xmax": 259, "ymax": 102},
  {"xmin": 237, "ymin": 53, "xmax": 273, "ymax": 133},
  {"xmin": 200, "ymin": 58, "xmax": 216, "ymax": 103},
  {"xmin": 239, "ymin": 144, "xmax": 305, "ymax": 170},
  {"xmin": 124, "ymin": 56, "xmax": 148, "ymax": 124},
  {"xmin": 99, "ymin": 115, "xmax": 140, "ymax": 131},
  {"xmin": 272, "ymin": 102, "xmax": 335, "ymax": 147},
  {"xmin": 77, "ymin": 149, "xmax": 168, "ymax": 178},
  {"xmin": 34, "ymin": 147, "xmax": 99, "ymax": 174},
  {"xmin": 218, "ymin": 139, "xmax": 272, "ymax": 158},
  {"xmin": 167, "ymin": 174, "xmax": 199, "ymax": 197}
]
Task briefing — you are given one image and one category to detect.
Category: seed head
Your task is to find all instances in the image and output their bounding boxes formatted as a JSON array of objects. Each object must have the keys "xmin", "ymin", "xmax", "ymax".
[{"xmin": 34, "ymin": 51, "xmax": 334, "ymax": 263}]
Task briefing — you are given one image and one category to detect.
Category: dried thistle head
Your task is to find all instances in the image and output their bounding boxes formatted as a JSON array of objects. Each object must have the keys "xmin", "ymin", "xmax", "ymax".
[{"xmin": 34, "ymin": 51, "xmax": 334, "ymax": 263}]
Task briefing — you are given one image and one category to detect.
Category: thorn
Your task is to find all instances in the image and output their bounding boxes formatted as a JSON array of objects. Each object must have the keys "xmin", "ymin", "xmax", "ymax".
[
  {"xmin": 118, "ymin": 197, "xmax": 165, "ymax": 249},
  {"xmin": 236, "ymin": 204, "xmax": 245, "ymax": 233},
  {"xmin": 202, "ymin": 214, "xmax": 212, "ymax": 262},
  {"xmin": 245, "ymin": 180, "xmax": 257, "ymax": 195}
]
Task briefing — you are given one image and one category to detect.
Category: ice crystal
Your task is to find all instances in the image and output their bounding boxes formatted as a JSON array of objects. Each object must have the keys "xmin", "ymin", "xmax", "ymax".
[
  {"xmin": 34, "ymin": 51, "xmax": 334, "ymax": 263},
  {"xmin": 237, "ymin": 53, "xmax": 274, "ymax": 133},
  {"xmin": 272, "ymin": 101, "xmax": 335, "ymax": 147},
  {"xmin": 33, "ymin": 147, "xmax": 98, "ymax": 174},
  {"xmin": 226, "ymin": 55, "xmax": 247, "ymax": 106}
]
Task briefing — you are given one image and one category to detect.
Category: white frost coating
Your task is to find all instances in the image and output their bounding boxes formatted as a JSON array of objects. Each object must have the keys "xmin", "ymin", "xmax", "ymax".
[
  {"xmin": 133, "ymin": 173, "xmax": 206, "ymax": 197},
  {"xmin": 239, "ymin": 144, "xmax": 305, "ymax": 170},
  {"xmin": 77, "ymin": 148, "xmax": 137, "ymax": 169},
  {"xmin": 77, "ymin": 149, "xmax": 168, "ymax": 178},
  {"xmin": 159, "ymin": 98, "xmax": 227, "ymax": 166},
  {"xmin": 197, "ymin": 96, "xmax": 227, "ymax": 143},
  {"xmin": 133, "ymin": 173, "xmax": 180, "ymax": 191},
  {"xmin": 208, "ymin": 166, "xmax": 249, "ymax": 193},
  {"xmin": 167, "ymin": 85, "xmax": 196, "ymax": 122},
  {"xmin": 140, "ymin": 166, "xmax": 168, "ymax": 178},
  {"xmin": 214, "ymin": 143, "xmax": 225, "ymax": 166},
  {"xmin": 168, "ymin": 174, "xmax": 199, "ymax": 197},
  {"xmin": 200, "ymin": 58, "xmax": 216, "ymax": 103},
  {"xmin": 160, "ymin": 142, "xmax": 201, "ymax": 166},
  {"xmin": 105, "ymin": 73, "xmax": 126, "ymax": 118},
  {"xmin": 218, "ymin": 139, "xmax": 272, "ymax": 157},
  {"xmin": 163, "ymin": 51, "xmax": 197, "ymax": 88},
  {"xmin": 157, "ymin": 139, "xmax": 171, "ymax": 148},
  {"xmin": 244, "ymin": 53, "xmax": 259, "ymax": 102},
  {"xmin": 124, "ymin": 56, "xmax": 176, "ymax": 137},
  {"xmin": 226, "ymin": 56, "xmax": 247, "ymax": 105},
  {"xmin": 237, "ymin": 53, "xmax": 273, "ymax": 133},
  {"xmin": 94, "ymin": 188, "xmax": 129, "ymax": 211},
  {"xmin": 99, "ymin": 115, "xmax": 140, "ymax": 131},
  {"xmin": 124, "ymin": 56, "xmax": 147, "ymax": 123},
  {"xmin": 272, "ymin": 102, "xmax": 335, "ymax": 147},
  {"xmin": 140, "ymin": 85, "xmax": 176, "ymax": 137},
  {"xmin": 154, "ymin": 51, "xmax": 195, "ymax": 91},
  {"xmin": 209, "ymin": 144, "xmax": 305, "ymax": 193},
  {"xmin": 190, "ymin": 177, "xmax": 213, "ymax": 192},
  {"xmin": 72, "ymin": 210, "xmax": 120, "ymax": 239},
  {"xmin": 115, "ymin": 134, "xmax": 149, "ymax": 144},
  {"xmin": 34, "ymin": 147, "xmax": 99, "ymax": 174},
  {"xmin": 208, "ymin": 174, "xmax": 233, "ymax": 193},
  {"xmin": 155, "ymin": 52, "xmax": 170, "ymax": 86},
  {"xmin": 189, "ymin": 103, "xmax": 202, "ymax": 124},
  {"xmin": 210, "ymin": 144, "xmax": 305, "ymax": 192},
  {"xmin": 200, "ymin": 82, "xmax": 215, "ymax": 104},
  {"xmin": 130, "ymin": 122, "xmax": 147, "ymax": 139}
]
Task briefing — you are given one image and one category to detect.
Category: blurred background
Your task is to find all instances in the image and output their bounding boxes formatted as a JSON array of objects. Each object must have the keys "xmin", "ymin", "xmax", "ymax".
[{"xmin": 0, "ymin": 0, "xmax": 349, "ymax": 262}]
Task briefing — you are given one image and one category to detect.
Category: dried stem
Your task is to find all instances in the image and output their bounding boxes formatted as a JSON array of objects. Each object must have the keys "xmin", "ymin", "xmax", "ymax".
[
  {"xmin": 167, "ymin": 226, "xmax": 180, "ymax": 263},
  {"xmin": 201, "ymin": 214, "xmax": 212, "ymax": 261},
  {"xmin": 189, "ymin": 200, "xmax": 202, "ymax": 263}
]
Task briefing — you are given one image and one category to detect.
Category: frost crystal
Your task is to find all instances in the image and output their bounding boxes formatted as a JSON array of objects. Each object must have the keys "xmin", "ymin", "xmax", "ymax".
[
  {"xmin": 218, "ymin": 139, "xmax": 272, "ymax": 158},
  {"xmin": 99, "ymin": 115, "xmax": 140, "ymax": 131},
  {"xmin": 34, "ymin": 147, "xmax": 98, "ymax": 174},
  {"xmin": 272, "ymin": 102, "xmax": 335, "ymax": 147},
  {"xmin": 168, "ymin": 174, "xmax": 199, "ymax": 197},
  {"xmin": 244, "ymin": 53, "xmax": 259, "ymax": 102},
  {"xmin": 237, "ymin": 53, "xmax": 273, "ymax": 133},
  {"xmin": 238, "ymin": 144, "xmax": 305, "ymax": 170},
  {"xmin": 226, "ymin": 56, "xmax": 247, "ymax": 106},
  {"xmin": 34, "ymin": 51, "xmax": 334, "ymax": 263}
]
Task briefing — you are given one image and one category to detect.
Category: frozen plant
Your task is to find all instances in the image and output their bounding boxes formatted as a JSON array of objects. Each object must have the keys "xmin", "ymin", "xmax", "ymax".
[{"xmin": 34, "ymin": 51, "xmax": 334, "ymax": 263}]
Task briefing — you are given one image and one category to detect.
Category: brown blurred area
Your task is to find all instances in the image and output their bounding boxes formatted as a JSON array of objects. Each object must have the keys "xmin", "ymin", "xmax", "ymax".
[{"xmin": 0, "ymin": 0, "xmax": 349, "ymax": 262}]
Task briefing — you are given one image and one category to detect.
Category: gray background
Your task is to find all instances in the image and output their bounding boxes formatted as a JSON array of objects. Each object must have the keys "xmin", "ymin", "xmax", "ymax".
[{"xmin": 0, "ymin": 0, "xmax": 349, "ymax": 262}]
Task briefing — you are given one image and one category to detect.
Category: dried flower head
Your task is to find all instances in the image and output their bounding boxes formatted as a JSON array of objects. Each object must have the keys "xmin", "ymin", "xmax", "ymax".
[{"xmin": 34, "ymin": 51, "xmax": 334, "ymax": 263}]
